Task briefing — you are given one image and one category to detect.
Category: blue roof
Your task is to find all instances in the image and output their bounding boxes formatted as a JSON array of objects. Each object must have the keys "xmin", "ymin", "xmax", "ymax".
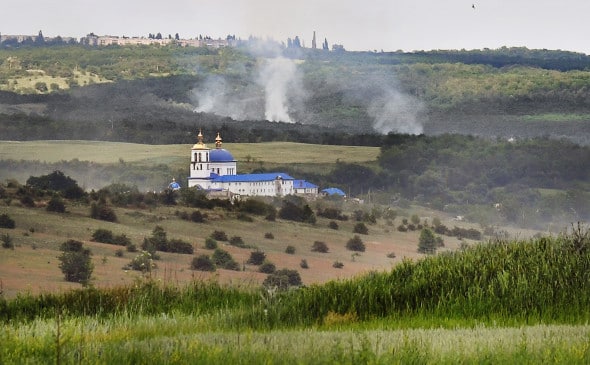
[
  {"xmin": 294, "ymin": 180, "xmax": 318, "ymax": 189},
  {"xmin": 211, "ymin": 172, "xmax": 294, "ymax": 183},
  {"xmin": 210, "ymin": 149, "xmax": 235, "ymax": 162},
  {"xmin": 321, "ymin": 187, "xmax": 346, "ymax": 196}
]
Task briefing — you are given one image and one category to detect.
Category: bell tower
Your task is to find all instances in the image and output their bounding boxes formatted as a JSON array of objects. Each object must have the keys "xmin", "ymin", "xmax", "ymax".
[{"xmin": 188, "ymin": 130, "xmax": 211, "ymax": 187}]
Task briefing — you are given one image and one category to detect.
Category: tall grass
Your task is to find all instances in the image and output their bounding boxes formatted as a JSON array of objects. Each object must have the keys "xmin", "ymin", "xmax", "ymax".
[{"xmin": 2, "ymin": 227, "xmax": 589, "ymax": 329}]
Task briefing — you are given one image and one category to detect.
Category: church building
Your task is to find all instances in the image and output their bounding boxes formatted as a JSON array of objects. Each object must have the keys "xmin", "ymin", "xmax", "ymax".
[{"xmin": 187, "ymin": 131, "xmax": 317, "ymax": 198}]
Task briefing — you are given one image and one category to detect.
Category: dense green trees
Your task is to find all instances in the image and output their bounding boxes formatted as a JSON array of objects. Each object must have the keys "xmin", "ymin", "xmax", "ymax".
[{"xmin": 58, "ymin": 240, "xmax": 93, "ymax": 286}]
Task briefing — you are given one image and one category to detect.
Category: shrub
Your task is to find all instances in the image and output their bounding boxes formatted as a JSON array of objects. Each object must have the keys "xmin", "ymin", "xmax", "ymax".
[
  {"xmin": 212, "ymin": 248, "xmax": 234, "ymax": 267},
  {"xmin": 285, "ymin": 245, "xmax": 296, "ymax": 254},
  {"xmin": 204, "ymin": 237, "xmax": 218, "ymax": 250},
  {"xmin": 333, "ymin": 261, "xmax": 344, "ymax": 269},
  {"xmin": 328, "ymin": 221, "xmax": 339, "ymax": 230},
  {"xmin": 259, "ymin": 260, "xmax": 277, "ymax": 274},
  {"xmin": 191, "ymin": 255, "xmax": 216, "ymax": 272},
  {"xmin": 311, "ymin": 241, "xmax": 329, "ymax": 253},
  {"xmin": 418, "ymin": 228, "xmax": 437, "ymax": 254},
  {"xmin": 20, "ymin": 195, "xmax": 35, "ymax": 208},
  {"xmin": 126, "ymin": 243, "xmax": 138, "ymax": 252},
  {"xmin": 239, "ymin": 199, "xmax": 275, "ymax": 216},
  {"xmin": 300, "ymin": 259, "xmax": 309, "ymax": 269},
  {"xmin": 112, "ymin": 234, "xmax": 131, "ymax": 246},
  {"xmin": 353, "ymin": 222, "xmax": 369, "ymax": 235},
  {"xmin": 46, "ymin": 196, "xmax": 66, "ymax": 213},
  {"xmin": 127, "ymin": 251, "xmax": 156, "ymax": 272},
  {"xmin": 263, "ymin": 268, "xmax": 302, "ymax": 289},
  {"xmin": 386, "ymin": 252, "xmax": 397, "ymax": 258},
  {"xmin": 91, "ymin": 229, "xmax": 114, "ymax": 243},
  {"xmin": 1, "ymin": 233, "xmax": 14, "ymax": 249},
  {"xmin": 211, "ymin": 230, "xmax": 228, "ymax": 241},
  {"xmin": 167, "ymin": 239, "xmax": 194, "ymax": 254},
  {"xmin": 247, "ymin": 250, "xmax": 266, "ymax": 265},
  {"xmin": 264, "ymin": 232, "xmax": 274, "ymax": 239},
  {"xmin": 114, "ymin": 249, "xmax": 124, "ymax": 257},
  {"xmin": 397, "ymin": 225, "xmax": 407, "ymax": 232},
  {"xmin": 410, "ymin": 214, "xmax": 421, "ymax": 225},
  {"xmin": 90, "ymin": 202, "xmax": 117, "ymax": 222},
  {"xmin": 229, "ymin": 236, "xmax": 246, "ymax": 248},
  {"xmin": 0, "ymin": 214, "xmax": 16, "ymax": 229},
  {"xmin": 346, "ymin": 235, "xmax": 366, "ymax": 252},
  {"xmin": 58, "ymin": 240, "xmax": 93, "ymax": 286},
  {"xmin": 190, "ymin": 210, "xmax": 204, "ymax": 223}
]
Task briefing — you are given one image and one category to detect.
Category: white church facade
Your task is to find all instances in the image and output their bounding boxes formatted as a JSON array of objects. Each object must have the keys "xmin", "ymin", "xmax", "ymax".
[{"xmin": 187, "ymin": 131, "xmax": 317, "ymax": 198}]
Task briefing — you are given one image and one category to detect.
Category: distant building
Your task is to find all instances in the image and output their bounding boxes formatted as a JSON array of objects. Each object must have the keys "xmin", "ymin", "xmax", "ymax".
[{"xmin": 187, "ymin": 131, "xmax": 317, "ymax": 198}]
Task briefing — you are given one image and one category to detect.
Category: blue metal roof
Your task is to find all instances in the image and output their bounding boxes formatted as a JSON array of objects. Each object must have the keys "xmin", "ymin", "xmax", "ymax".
[
  {"xmin": 321, "ymin": 187, "xmax": 346, "ymax": 196},
  {"xmin": 211, "ymin": 172, "xmax": 294, "ymax": 183},
  {"xmin": 210, "ymin": 149, "xmax": 235, "ymax": 162},
  {"xmin": 293, "ymin": 180, "xmax": 318, "ymax": 189}
]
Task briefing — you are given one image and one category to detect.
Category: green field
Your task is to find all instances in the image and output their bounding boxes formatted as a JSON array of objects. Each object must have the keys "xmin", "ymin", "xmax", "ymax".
[{"xmin": 0, "ymin": 140, "xmax": 380, "ymax": 165}]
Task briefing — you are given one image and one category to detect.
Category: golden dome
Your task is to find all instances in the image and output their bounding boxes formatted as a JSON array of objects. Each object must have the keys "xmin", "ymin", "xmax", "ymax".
[{"xmin": 191, "ymin": 129, "xmax": 209, "ymax": 150}]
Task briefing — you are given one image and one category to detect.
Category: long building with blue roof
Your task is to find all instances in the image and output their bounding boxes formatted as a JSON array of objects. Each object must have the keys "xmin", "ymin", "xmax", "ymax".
[{"xmin": 188, "ymin": 131, "xmax": 315, "ymax": 198}]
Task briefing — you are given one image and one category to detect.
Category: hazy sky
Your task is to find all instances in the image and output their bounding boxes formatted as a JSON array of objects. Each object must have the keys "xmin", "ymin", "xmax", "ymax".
[{"xmin": 3, "ymin": 0, "xmax": 590, "ymax": 54}]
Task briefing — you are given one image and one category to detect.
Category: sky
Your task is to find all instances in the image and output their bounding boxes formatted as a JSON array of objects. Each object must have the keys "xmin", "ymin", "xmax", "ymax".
[{"xmin": 3, "ymin": 0, "xmax": 590, "ymax": 54}]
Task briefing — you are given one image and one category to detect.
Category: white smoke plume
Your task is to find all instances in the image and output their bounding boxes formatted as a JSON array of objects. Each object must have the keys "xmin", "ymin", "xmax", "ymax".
[
  {"xmin": 257, "ymin": 57, "xmax": 299, "ymax": 123},
  {"xmin": 368, "ymin": 88, "xmax": 424, "ymax": 134}
]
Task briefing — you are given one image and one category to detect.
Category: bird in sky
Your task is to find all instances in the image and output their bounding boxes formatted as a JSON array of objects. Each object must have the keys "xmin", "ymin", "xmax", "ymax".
[{"xmin": 472, "ymin": 4, "xmax": 476, "ymax": 9}]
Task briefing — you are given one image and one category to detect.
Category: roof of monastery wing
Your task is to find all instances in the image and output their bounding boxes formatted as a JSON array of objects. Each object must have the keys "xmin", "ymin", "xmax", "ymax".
[
  {"xmin": 211, "ymin": 172, "xmax": 294, "ymax": 183},
  {"xmin": 293, "ymin": 180, "xmax": 318, "ymax": 189}
]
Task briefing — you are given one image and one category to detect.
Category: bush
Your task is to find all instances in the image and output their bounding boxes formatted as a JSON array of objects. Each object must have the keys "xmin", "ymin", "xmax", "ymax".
[
  {"xmin": 263, "ymin": 269, "xmax": 302, "ymax": 290},
  {"xmin": 205, "ymin": 237, "xmax": 218, "ymax": 250},
  {"xmin": 264, "ymin": 232, "xmax": 274, "ymax": 239},
  {"xmin": 229, "ymin": 236, "xmax": 246, "ymax": 248},
  {"xmin": 90, "ymin": 202, "xmax": 117, "ymax": 222},
  {"xmin": 410, "ymin": 214, "xmax": 421, "ymax": 225},
  {"xmin": 397, "ymin": 225, "xmax": 408, "ymax": 232},
  {"xmin": 328, "ymin": 221, "xmax": 339, "ymax": 230},
  {"xmin": 311, "ymin": 241, "xmax": 329, "ymax": 253},
  {"xmin": 191, "ymin": 255, "xmax": 216, "ymax": 272},
  {"xmin": 333, "ymin": 261, "xmax": 344, "ymax": 269},
  {"xmin": 353, "ymin": 222, "xmax": 369, "ymax": 235},
  {"xmin": 126, "ymin": 243, "xmax": 138, "ymax": 252},
  {"xmin": 115, "ymin": 249, "xmax": 124, "ymax": 257},
  {"xmin": 259, "ymin": 260, "xmax": 277, "ymax": 274},
  {"xmin": 112, "ymin": 234, "xmax": 131, "ymax": 246},
  {"xmin": 247, "ymin": 250, "xmax": 266, "ymax": 265},
  {"xmin": 1, "ymin": 233, "xmax": 14, "ymax": 249},
  {"xmin": 211, "ymin": 230, "xmax": 228, "ymax": 241},
  {"xmin": 167, "ymin": 239, "xmax": 194, "ymax": 254},
  {"xmin": 0, "ymin": 213, "xmax": 16, "ymax": 229},
  {"xmin": 20, "ymin": 195, "xmax": 35, "ymax": 208},
  {"xmin": 46, "ymin": 196, "xmax": 66, "ymax": 213},
  {"xmin": 346, "ymin": 235, "xmax": 366, "ymax": 252},
  {"xmin": 212, "ymin": 248, "xmax": 234, "ymax": 267},
  {"xmin": 285, "ymin": 245, "xmax": 296, "ymax": 254},
  {"xmin": 127, "ymin": 251, "xmax": 156, "ymax": 272},
  {"xmin": 418, "ymin": 228, "xmax": 437, "ymax": 254},
  {"xmin": 58, "ymin": 240, "xmax": 93, "ymax": 285},
  {"xmin": 91, "ymin": 229, "xmax": 114, "ymax": 243},
  {"xmin": 300, "ymin": 259, "xmax": 309, "ymax": 269},
  {"xmin": 190, "ymin": 210, "xmax": 204, "ymax": 223},
  {"xmin": 239, "ymin": 198, "xmax": 275, "ymax": 216}
]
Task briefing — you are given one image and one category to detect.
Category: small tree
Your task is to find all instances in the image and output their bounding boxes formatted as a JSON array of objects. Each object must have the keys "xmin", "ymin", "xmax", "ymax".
[
  {"xmin": 418, "ymin": 228, "xmax": 437, "ymax": 254},
  {"xmin": 353, "ymin": 222, "xmax": 369, "ymax": 235},
  {"xmin": 1, "ymin": 233, "xmax": 14, "ymax": 249},
  {"xmin": 58, "ymin": 240, "xmax": 93, "ymax": 286},
  {"xmin": 263, "ymin": 269, "xmax": 302, "ymax": 290},
  {"xmin": 285, "ymin": 245, "xmax": 296, "ymax": 254},
  {"xmin": 311, "ymin": 241, "xmax": 329, "ymax": 253},
  {"xmin": 0, "ymin": 214, "xmax": 15, "ymax": 229},
  {"xmin": 211, "ymin": 230, "xmax": 228, "ymax": 241},
  {"xmin": 46, "ymin": 196, "xmax": 66, "ymax": 213},
  {"xmin": 346, "ymin": 235, "xmax": 365, "ymax": 252},
  {"xmin": 204, "ymin": 237, "xmax": 218, "ymax": 249},
  {"xmin": 247, "ymin": 250, "xmax": 266, "ymax": 265},
  {"xmin": 191, "ymin": 255, "xmax": 216, "ymax": 272},
  {"xmin": 259, "ymin": 260, "xmax": 277, "ymax": 274}
]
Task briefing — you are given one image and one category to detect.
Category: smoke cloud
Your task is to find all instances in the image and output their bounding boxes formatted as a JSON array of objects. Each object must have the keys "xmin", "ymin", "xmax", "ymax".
[
  {"xmin": 368, "ymin": 88, "xmax": 424, "ymax": 135},
  {"xmin": 191, "ymin": 40, "xmax": 423, "ymax": 134}
]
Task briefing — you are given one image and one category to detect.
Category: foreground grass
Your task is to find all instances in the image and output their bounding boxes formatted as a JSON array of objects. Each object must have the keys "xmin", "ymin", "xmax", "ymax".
[
  {"xmin": 2, "ymin": 314, "xmax": 589, "ymax": 364},
  {"xmin": 2, "ymin": 229, "xmax": 590, "ymax": 363}
]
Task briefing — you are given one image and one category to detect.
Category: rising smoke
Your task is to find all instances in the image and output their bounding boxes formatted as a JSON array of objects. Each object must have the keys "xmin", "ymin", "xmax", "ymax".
[{"xmin": 191, "ymin": 40, "xmax": 423, "ymax": 134}]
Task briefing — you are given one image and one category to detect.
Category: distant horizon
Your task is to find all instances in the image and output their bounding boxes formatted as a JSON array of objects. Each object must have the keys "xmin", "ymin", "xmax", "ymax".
[
  {"xmin": 2, "ymin": 30, "xmax": 589, "ymax": 56},
  {"xmin": 3, "ymin": 0, "xmax": 590, "ymax": 55}
]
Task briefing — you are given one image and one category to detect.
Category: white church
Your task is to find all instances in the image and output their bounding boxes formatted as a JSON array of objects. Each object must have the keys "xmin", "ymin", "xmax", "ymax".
[{"xmin": 187, "ymin": 131, "xmax": 318, "ymax": 198}]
